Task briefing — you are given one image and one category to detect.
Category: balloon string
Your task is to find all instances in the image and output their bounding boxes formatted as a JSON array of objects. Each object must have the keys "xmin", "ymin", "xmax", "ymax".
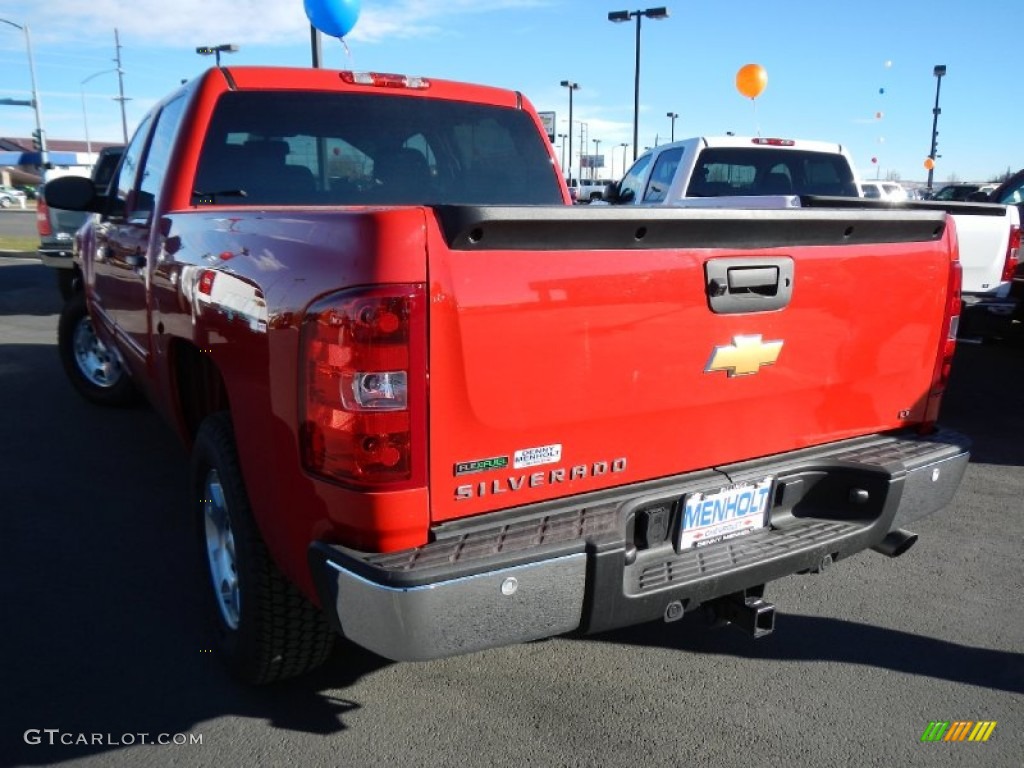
[
  {"xmin": 752, "ymin": 98, "xmax": 760, "ymax": 138},
  {"xmin": 340, "ymin": 37, "xmax": 353, "ymax": 67}
]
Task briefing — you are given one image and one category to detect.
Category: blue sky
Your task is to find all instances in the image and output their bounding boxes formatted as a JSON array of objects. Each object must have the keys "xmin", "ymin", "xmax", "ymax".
[{"xmin": 0, "ymin": 0, "xmax": 1018, "ymax": 184}]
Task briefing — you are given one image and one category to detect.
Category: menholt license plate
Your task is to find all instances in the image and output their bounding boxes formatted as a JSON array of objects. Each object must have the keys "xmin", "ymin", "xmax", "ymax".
[{"xmin": 678, "ymin": 477, "xmax": 773, "ymax": 550}]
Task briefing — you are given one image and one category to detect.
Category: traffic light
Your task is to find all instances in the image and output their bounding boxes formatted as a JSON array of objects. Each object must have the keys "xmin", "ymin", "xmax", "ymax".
[{"xmin": 31, "ymin": 128, "xmax": 42, "ymax": 151}]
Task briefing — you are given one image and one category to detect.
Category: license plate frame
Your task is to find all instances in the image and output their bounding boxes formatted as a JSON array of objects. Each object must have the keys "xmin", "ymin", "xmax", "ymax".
[{"xmin": 678, "ymin": 476, "xmax": 773, "ymax": 550}]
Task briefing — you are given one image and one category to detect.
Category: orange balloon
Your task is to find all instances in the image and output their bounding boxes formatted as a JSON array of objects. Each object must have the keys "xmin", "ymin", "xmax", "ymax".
[
  {"xmin": 736, "ymin": 64, "xmax": 768, "ymax": 99},
  {"xmin": 923, "ymin": 157, "xmax": 935, "ymax": 170}
]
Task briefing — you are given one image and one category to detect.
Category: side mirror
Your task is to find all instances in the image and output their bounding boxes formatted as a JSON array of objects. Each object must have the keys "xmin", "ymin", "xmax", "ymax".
[{"xmin": 42, "ymin": 176, "xmax": 99, "ymax": 212}]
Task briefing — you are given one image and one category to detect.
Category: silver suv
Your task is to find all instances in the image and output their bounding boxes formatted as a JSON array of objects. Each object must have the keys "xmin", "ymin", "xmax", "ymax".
[{"xmin": 38, "ymin": 145, "xmax": 123, "ymax": 299}]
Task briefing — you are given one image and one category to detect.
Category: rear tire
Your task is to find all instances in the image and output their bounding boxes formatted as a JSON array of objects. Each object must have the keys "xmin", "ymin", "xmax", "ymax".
[
  {"xmin": 192, "ymin": 412, "xmax": 334, "ymax": 685},
  {"xmin": 57, "ymin": 292, "xmax": 137, "ymax": 406}
]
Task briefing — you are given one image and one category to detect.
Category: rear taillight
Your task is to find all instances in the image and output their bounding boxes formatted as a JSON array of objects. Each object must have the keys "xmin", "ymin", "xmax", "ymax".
[
  {"xmin": 300, "ymin": 284, "xmax": 427, "ymax": 488},
  {"xmin": 36, "ymin": 196, "xmax": 51, "ymax": 237},
  {"xmin": 921, "ymin": 253, "xmax": 962, "ymax": 433},
  {"xmin": 1001, "ymin": 224, "xmax": 1020, "ymax": 282}
]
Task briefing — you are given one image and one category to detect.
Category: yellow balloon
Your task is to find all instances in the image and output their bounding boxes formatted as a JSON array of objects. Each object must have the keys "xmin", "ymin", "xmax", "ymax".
[
  {"xmin": 923, "ymin": 157, "xmax": 935, "ymax": 170},
  {"xmin": 736, "ymin": 64, "xmax": 768, "ymax": 99}
]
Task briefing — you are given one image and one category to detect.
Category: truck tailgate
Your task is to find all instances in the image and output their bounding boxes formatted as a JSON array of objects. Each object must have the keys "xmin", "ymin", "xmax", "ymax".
[
  {"xmin": 425, "ymin": 206, "xmax": 954, "ymax": 522},
  {"xmin": 949, "ymin": 206, "xmax": 1017, "ymax": 297}
]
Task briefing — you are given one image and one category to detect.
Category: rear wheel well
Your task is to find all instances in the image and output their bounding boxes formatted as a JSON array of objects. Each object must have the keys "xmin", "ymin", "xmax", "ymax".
[
  {"xmin": 56, "ymin": 265, "xmax": 82, "ymax": 301},
  {"xmin": 170, "ymin": 340, "xmax": 230, "ymax": 445}
]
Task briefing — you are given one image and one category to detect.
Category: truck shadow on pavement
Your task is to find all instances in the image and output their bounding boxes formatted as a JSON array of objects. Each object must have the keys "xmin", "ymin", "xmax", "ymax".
[
  {"xmin": 582, "ymin": 611, "xmax": 1024, "ymax": 696},
  {"xmin": 1, "ymin": 341, "xmax": 392, "ymax": 768},
  {"xmin": 943, "ymin": 341, "xmax": 1024, "ymax": 467},
  {"xmin": 0, "ymin": 260, "xmax": 62, "ymax": 317}
]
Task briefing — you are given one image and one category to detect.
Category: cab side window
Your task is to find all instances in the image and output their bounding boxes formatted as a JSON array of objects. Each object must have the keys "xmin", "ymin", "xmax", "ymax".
[
  {"xmin": 617, "ymin": 154, "xmax": 653, "ymax": 204},
  {"xmin": 110, "ymin": 96, "xmax": 188, "ymax": 225},
  {"xmin": 997, "ymin": 178, "xmax": 1024, "ymax": 205},
  {"xmin": 134, "ymin": 96, "xmax": 188, "ymax": 222},
  {"xmin": 643, "ymin": 147, "xmax": 683, "ymax": 203},
  {"xmin": 113, "ymin": 115, "xmax": 153, "ymax": 221}
]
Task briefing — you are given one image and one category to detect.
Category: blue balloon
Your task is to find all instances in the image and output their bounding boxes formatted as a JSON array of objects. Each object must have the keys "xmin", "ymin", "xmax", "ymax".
[
  {"xmin": 304, "ymin": 0, "xmax": 361, "ymax": 38},
  {"xmin": 879, "ymin": 87, "xmax": 885, "ymax": 95}
]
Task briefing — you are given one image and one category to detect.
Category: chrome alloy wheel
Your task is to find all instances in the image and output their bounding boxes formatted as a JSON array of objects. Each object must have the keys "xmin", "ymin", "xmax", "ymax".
[
  {"xmin": 202, "ymin": 469, "xmax": 240, "ymax": 630},
  {"xmin": 72, "ymin": 315, "xmax": 123, "ymax": 388}
]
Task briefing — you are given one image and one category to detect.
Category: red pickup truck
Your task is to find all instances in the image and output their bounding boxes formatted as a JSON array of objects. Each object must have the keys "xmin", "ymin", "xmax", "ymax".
[{"xmin": 47, "ymin": 66, "xmax": 970, "ymax": 685}]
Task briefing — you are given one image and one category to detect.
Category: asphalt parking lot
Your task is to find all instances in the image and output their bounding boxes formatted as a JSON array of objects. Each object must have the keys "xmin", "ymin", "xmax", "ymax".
[{"xmin": 1, "ymin": 255, "xmax": 1022, "ymax": 768}]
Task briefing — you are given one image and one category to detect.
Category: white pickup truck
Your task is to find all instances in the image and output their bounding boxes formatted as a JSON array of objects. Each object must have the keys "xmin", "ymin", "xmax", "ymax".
[
  {"xmin": 602, "ymin": 135, "xmax": 1020, "ymax": 336},
  {"xmin": 574, "ymin": 177, "xmax": 614, "ymax": 203}
]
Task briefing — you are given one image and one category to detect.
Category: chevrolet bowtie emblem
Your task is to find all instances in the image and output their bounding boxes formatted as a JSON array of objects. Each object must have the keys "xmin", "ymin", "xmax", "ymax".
[{"xmin": 705, "ymin": 335, "xmax": 783, "ymax": 377}]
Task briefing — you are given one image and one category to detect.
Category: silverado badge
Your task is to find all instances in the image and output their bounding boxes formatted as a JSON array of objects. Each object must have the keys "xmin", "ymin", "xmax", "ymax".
[{"xmin": 705, "ymin": 335, "xmax": 783, "ymax": 377}]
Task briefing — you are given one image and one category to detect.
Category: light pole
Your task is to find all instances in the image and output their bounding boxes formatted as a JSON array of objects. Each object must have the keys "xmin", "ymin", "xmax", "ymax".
[
  {"xmin": 619, "ymin": 142, "xmax": 629, "ymax": 177},
  {"xmin": 592, "ymin": 139, "xmax": 601, "ymax": 180},
  {"xmin": 560, "ymin": 80, "xmax": 579, "ymax": 183},
  {"xmin": 608, "ymin": 7, "xmax": 669, "ymax": 161},
  {"xmin": 926, "ymin": 64, "xmax": 946, "ymax": 191},
  {"xmin": 80, "ymin": 68, "xmax": 120, "ymax": 154},
  {"xmin": 197, "ymin": 43, "xmax": 239, "ymax": 68},
  {"xmin": 667, "ymin": 111, "xmax": 678, "ymax": 142},
  {"xmin": 557, "ymin": 133, "xmax": 567, "ymax": 176},
  {"xmin": 0, "ymin": 18, "xmax": 46, "ymax": 167},
  {"xmin": 579, "ymin": 122, "xmax": 588, "ymax": 179}
]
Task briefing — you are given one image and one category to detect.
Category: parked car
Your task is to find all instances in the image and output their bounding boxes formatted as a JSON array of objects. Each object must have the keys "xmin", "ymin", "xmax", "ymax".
[
  {"xmin": 860, "ymin": 180, "xmax": 908, "ymax": 202},
  {"xmin": 0, "ymin": 185, "xmax": 27, "ymax": 208},
  {"xmin": 930, "ymin": 182, "xmax": 994, "ymax": 202}
]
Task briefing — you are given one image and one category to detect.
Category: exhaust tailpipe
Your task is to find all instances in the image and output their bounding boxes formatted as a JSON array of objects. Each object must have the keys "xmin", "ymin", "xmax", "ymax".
[
  {"xmin": 707, "ymin": 592, "xmax": 776, "ymax": 638},
  {"xmin": 871, "ymin": 529, "xmax": 918, "ymax": 558}
]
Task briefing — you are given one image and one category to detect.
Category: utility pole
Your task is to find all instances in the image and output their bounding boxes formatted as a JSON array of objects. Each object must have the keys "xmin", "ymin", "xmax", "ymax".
[{"xmin": 113, "ymin": 28, "xmax": 130, "ymax": 143}]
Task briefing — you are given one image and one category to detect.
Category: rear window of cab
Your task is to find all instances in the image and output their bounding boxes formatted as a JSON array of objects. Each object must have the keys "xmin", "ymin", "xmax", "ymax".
[{"xmin": 192, "ymin": 91, "xmax": 563, "ymax": 207}]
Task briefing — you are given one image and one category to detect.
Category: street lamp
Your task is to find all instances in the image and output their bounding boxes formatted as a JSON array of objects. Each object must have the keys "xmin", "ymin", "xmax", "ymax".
[
  {"xmin": 608, "ymin": 7, "xmax": 669, "ymax": 160},
  {"xmin": 196, "ymin": 43, "xmax": 239, "ymax": 67},
  {"xmin": 0, "ymin": 18, "xmax": 46, "ymax": 166},
  {"xmin": 560, "ymin": 80, "xmax": 579, "ymax": 183},
  {"xmin": 619, "ymin": 142, "xmax": 629, "ymax": 177},
  {"xmin": 667, "ymin": 111, "xmax": 678, "ymax": 142},
  {"xmin": 80, "ymin": 69, "xmax": 120, "ymax": 154},
  {"xmin": 592, "ymin": 138, "xmax": 601, "ymax": 180},
  {"xmin": 926, "ymin": 64, "xmax": 946, "ymax": 191}
]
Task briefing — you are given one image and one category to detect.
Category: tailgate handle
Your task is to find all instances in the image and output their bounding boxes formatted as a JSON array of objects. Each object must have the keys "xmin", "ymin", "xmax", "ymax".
[
  {"xmin": 705, "ymin": 257, "xmax": 794, "ymax": 314},
  {"xmin": 727, "ymin": 266, "xmax": 778, "ymax": 292}
]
